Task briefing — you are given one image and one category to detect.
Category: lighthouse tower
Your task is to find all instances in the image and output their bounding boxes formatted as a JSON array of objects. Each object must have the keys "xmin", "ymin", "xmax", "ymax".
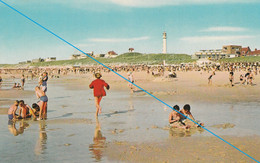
[{"xmin": 162, "ymin": 32, "xmax": 167, "ymax": 54}]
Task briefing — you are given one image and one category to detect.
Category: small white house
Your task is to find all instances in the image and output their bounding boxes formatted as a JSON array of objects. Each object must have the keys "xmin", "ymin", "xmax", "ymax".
[{"xmin": 45, "ymin": 57, "xmax": 56, "ymax": 62}]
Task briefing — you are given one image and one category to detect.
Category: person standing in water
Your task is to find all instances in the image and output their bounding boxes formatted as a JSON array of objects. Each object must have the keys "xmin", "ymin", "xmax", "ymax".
[
  {"xmin": 89, "ymin": 73, "xmax": 110, "ymax": 117},
  {"xmin": 35, "ymin": 86, "xmax": 48, "ymax": 120},
  {"xmin": 21, "ymin": 74, "xmax": 25, "ymax": 87},
  {"xmin": 0, "ymin": 76, "xmax": 2, "ymax": 87},
  {"xmin": 127, "ymin": 71, "xmax": 136, "ymax": 93},
  {"xmin": 229, "ymin": 67, "xmax": 234, "ymax": 87}
]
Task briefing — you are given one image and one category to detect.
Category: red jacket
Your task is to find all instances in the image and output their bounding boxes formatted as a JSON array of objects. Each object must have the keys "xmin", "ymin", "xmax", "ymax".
[{"xmin": 89, "ymin": 79, "xmax": 109, "ymax": 97}]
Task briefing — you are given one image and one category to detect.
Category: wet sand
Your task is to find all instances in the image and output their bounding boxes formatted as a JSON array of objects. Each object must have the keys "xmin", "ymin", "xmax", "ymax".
[
  {"xmin": 0, "ymin": 70, "xmax": 260, "ymax": 162},
  {"xmin": 104, "ymin": 135, "xmax": 260, "ymax": 162}
]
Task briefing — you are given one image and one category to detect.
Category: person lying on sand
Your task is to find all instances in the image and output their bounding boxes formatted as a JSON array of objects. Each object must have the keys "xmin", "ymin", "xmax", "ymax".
[
  {"xmin": 8, "ymin": 100, "xmax": 20, "ymax": 120},
  {"xmin": 180, "ymin": 104, "xmax": 204, "ymax": 128},
  {"xmin": 169, "ymin": 105, "xmax": 189, "ymax": 129}
]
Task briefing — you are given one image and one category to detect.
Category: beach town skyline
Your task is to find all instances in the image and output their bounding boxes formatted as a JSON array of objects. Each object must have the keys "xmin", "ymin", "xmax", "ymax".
[{"xmin": 1, "ymin": 0, "xmax": 260, "ymax": 64}]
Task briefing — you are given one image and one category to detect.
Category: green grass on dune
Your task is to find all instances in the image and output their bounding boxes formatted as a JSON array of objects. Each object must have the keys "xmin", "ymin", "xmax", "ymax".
[
  {"xmin": 14, "ymin": 53, "xmax": 196, "ymax": 67},
  {"xmin": 2, "ymin": 54, "xmax": 260, "ymax": 68}
]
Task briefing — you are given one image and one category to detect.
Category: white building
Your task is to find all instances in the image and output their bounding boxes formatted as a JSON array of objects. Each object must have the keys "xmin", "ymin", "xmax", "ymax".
[
  {"xmin": 45, "ymin": 57, "xmax": 56, "ymax": 62},
  {"xmin": 70, "ymin": 52, "xmax": 94, "ymax": 60}
]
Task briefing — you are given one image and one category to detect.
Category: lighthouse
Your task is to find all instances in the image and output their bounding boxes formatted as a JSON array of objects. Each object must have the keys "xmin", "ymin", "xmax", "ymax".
[{"xmin": 162, "ymin": 31, "xmax": 167, "ymax": 54}]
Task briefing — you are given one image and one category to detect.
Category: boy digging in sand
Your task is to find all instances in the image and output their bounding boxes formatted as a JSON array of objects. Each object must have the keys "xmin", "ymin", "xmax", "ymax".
[
  {"xmin": 89, "ymin": 73, "xmax": 110, "ymax": 117},
  {"xmin": 169, "ymin": 105, "xmax": 190, "ymax": 129}
]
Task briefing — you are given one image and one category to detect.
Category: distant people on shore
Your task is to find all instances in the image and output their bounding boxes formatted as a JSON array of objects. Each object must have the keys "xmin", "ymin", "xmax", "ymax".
[
  {"xmin": 21, "ymin": 74, "xmax": 25, "ymax": 87},
  {"xmin": 89, "ymin": 73, "xmax": 110, "ymax": 117},
  {"xmin": 127, "ymin": 71, "xmax": 136, "ymax": 93},
  {"xmin": 12, "ymin": 83, "xmax": 22, "ymax": 89},
  {"xmin": 208, "ymin": 71, "xmax": 215, "ymax": 85},
  {"xmin": 229, "ymin": 67, "xmax": 234, "ymax": 87},
  {"xmin": 0, "ymin": 76, "xmax": 2, "ymax": 87}
]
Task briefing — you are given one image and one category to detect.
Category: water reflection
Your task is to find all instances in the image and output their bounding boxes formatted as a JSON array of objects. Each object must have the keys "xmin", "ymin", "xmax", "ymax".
[
  {"xmin": 169, "ymin": 127, "xmax": 204, "ymax": 138},
  {"xmin": 8, "ymin": 120, "xmax": 29, "ymax": 136},
  {"xmin": 89, "ymin": 118, "xmax": 106, "ymax": 162},
  {"xmin": 34, "ymin": 121, "xmax": 47, "ymax": 156}
]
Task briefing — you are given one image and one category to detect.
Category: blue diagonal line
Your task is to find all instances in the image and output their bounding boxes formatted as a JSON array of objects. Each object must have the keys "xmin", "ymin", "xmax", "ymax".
[{"xmin": 0, "ymin": 1, "xmax": 259, "ymax": 162}]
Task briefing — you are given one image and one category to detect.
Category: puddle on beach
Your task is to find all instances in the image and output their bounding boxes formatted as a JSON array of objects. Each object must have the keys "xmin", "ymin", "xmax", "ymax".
[{"xmin": 1, "ymin": 77, "xmax": 260, "ymax": 162}]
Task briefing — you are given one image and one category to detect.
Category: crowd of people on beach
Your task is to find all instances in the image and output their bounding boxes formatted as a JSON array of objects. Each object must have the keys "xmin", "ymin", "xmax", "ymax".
[{"xmin": 1, "ymin": 61, "xmax": 259, "ymax": 132}]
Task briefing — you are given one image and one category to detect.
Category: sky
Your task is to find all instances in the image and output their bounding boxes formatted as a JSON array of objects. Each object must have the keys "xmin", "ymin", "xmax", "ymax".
[{"xmin": 0, "ymin": 0, "xmax": 260, "ymax": 64}]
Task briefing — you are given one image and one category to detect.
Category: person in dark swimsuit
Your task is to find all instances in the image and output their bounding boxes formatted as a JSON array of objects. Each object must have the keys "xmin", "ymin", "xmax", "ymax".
[
  {"xmin": 229, "ymin": 68, "xmax": 234, "ymax": 87},
  {"xmin": 21, "ymin": 75, "xmax": 25, "ymax": 87},
  {"xmin": 35, "ymin": 86, "xmax": 48, "ymax": 120}
]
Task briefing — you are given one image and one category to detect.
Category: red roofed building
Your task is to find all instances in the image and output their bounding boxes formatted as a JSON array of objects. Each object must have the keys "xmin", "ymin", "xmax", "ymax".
[
  {"xmin": 241, "ymin": 46, "xmax": 251, "ymax": 56},
  {"xmin": 129, "ymin": 48, "xmax": 134, "ymax": 52},
  {"xmin": 250, "ymin": 48, "xmax": 260, "ymax": 56},
  {"xmin": 106, "ymin": 51, "xmax": 118, "ymax": 58}
]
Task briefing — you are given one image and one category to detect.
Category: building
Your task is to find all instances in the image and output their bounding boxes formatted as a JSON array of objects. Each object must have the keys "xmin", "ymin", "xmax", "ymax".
[
  {"xmin": 193, "ymin": 45, "xmax": 242, "ymax": 60},
  {"xmin": 70, "ymin": 52, "xmax": 93, "ymax": 60},
  {"xmin": 250, "ymin": 48, "xmax": 260, "ymax": 56},
  {"xmin": 162, "ymin": 32, "xmax": 167, "ymax": 54},
  {"xmin": 129, "ymin": 48, "xmax": 134, "ymax": 52},
  {"xmin": 222, "ymin": 45, "xmax": 242, "ymax": 57},
  {"xmin": 241, "ymin": 46, "xmax": 251, "ymax": 56},
  {"xmin": 94, "ymin": 54, "xmax": 106, "ymax": 58},
  {"xmin": 45, "ymin": 57, "xmax": 56, "ymax": 62},
  {"xmin": 193, "ymin": 49, "xmax": 223, "ymax": 60},
  {"xmin": 106, "ymin": 51, "xmax": 118, "ymax": 58},
  {"xmin": 32, "ymin": 58, "xmax": 44, "ymax": 63}
]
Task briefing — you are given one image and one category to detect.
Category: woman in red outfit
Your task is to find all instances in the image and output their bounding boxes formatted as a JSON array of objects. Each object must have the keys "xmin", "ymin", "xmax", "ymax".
[{"xmin": 89, "ymin": 73, "xmax": 110, "ymax": 117}]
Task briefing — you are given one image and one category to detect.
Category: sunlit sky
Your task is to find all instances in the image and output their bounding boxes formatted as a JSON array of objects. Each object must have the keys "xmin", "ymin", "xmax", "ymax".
[{"xmin": 1, "ymin": 0, "xmax": 260, "ymax": 63}]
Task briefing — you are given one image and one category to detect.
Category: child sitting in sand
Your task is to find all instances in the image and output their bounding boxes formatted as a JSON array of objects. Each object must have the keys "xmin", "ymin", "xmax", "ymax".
[
  {"xmin": 27, "ymin": 103, "xmax": 40, "ymax": 119},
  {"xmin": 180, "ymin": 104, "xmax": 204, "ymax": 128},
  {"xmin": 8, "ymin": 100, "xmax": 19, "ymax": 120},
  {"xmin": 169, "ymin": 105, "xmax": 189, "ymax": 129},
  {"xmin": 18, "ymin": 100, "xmax": 31, "ymax": 119},
  {"xmin": 89, "ymin": 73, "xmax": 110, "ymax": 117},
  {"xmin": 12, "ymin": 83, "xmax": 17, "ymax": 88}
]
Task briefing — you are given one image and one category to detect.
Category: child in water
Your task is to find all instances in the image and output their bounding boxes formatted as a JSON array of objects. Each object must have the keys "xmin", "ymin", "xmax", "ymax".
[
  {"xmin": 169, "ymin": 105, "xmax": 190, "ymax": 129},
  {"xmin": 180, "ymin": 104, "xmax": 204, "ymax": 128},
  {"xmin": 8, "ymin": 100, "xmax": 19, "ymax": 120},
  {"xmin": 18, "ymin": 100, "xmax": 31, "ymax": 119},
  {"xmin": 89, "ymin": 73, "xmax": 110, "ymax": 117}
]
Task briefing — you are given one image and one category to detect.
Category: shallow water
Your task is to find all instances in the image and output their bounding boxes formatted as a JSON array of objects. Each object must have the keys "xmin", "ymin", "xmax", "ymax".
[{"xmin": 0, "ymin": 77, "xmax": 260, "ymax": 162}]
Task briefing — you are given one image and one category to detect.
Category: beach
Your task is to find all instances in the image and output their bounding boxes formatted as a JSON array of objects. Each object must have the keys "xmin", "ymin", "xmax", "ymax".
[{"xmin": 0, "ymin": 69, "xmax": 260, "ymax": 162}]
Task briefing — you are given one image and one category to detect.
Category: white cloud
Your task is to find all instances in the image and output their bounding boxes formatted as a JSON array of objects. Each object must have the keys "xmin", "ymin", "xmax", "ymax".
[
  {"xmin": 202, "ymin": 26, "xmax": 248, "ymax": 32},
  {"xmin": 88, "ymin": 36, "xmax": 150, "ymax": 43},
  {"xmin": 180, "ymin": 35, "xmax": 255, "ymax": 42},
  {"xmin": 107, "ymin": 0, "xmax": 259, "ymax": 7}
]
